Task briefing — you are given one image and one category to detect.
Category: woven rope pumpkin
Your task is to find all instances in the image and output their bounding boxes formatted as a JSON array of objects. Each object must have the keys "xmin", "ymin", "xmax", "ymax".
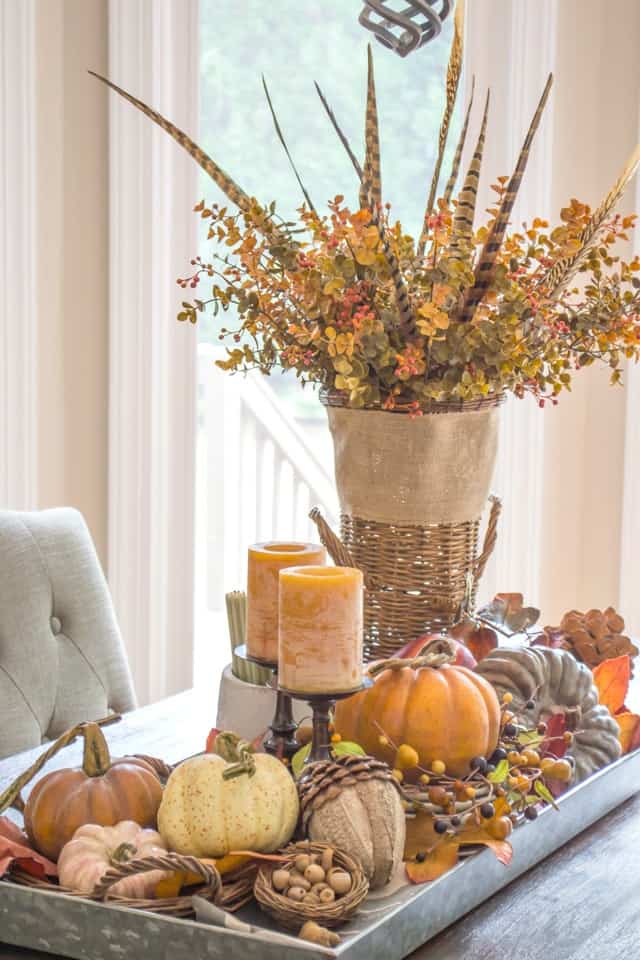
[{"xmin": 475, "ymin": 646, "xmax": 622, "ymax": 783}]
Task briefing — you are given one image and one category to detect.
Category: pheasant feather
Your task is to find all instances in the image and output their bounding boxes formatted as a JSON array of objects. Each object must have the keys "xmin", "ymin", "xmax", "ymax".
[
  {"xmin": 416, "ymin": 0, "xmax": 465, "ymax": 258},
  {"xmin": 449, "ymin": 89, "xmax": 490, "ymax": 252},
  {"xmin": 443, "ymin": 76, "xmax": 475, "ymax": 204},
  {"xmin": 460, "ymin": 73, "xmax": 553, "ymax": 321},
  {"xmin": 89, "ymin": 70, "xmax": 255, "ymax": 215},
  {"xmin": 359, "ymin": 44, "xmax": 382, "ymax": 212},
  {"xmin": 542, "ymin": 143, "xmax": 640, "ymax": 296},
  {"xmin": 262, "ymin": 75, "xmax": 316, "ymax": 213},
  {"xmin": 315, "ymin": 81, "xmax": 414, "ymax": 336}
]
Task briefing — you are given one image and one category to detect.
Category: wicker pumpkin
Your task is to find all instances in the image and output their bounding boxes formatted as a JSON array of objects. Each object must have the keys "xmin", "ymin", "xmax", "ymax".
[
  {"xmin": 475, "ymin": 645, "xmax": 622, "ymax": 783},
  {"xmin": 335, "ymin": 638, "xmax": 501, "ymax": 777},
  {"xmin": 158, "ymin": 732, "xmax": 299, "ymax": 857},
  {"xmin": 57, "ymin": 821, "xmax": 169, "ymax": 897},
  {"xmin": 24, "ymin": 724, "xmax": 163, "ymax": 860}
]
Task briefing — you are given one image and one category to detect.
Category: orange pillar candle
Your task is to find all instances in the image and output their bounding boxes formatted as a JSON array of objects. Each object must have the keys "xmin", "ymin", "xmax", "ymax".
[
  {"xmin": 247, "ymin": 542, "xmax": 325, "ymax": 663},
  {"xmin": 278, "ymin": 566, "xmax": 363, "ymax": 694}
]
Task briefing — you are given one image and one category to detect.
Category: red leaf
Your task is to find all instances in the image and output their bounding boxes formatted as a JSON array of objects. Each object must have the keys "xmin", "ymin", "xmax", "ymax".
[
  {"xmin": 464, "ymin": 626, "xmax": 498, "ymax": 663},
  {"xmin": 539, "ymin": 713, "xmax": 567, "ymax": 759},
  {"xmin": 593, "ymin": 656, "xmax": 631, "ymax": 716},
  {"xmin": 0, "ymin": 817, "xmax": 57, "ymax": 879}
]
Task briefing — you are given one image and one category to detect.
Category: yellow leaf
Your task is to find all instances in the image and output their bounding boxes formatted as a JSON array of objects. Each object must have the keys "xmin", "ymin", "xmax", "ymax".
[
  {"xmin": 405, "ymin": 841, "xmax": 459, "ymax": 884},
  {"xmin": 354, "ymin": 247, "xmax": 377, "ymax": 266},
  {"xmin": 323, "ymin": 278, "xmax": 344, "ymax": 296}
]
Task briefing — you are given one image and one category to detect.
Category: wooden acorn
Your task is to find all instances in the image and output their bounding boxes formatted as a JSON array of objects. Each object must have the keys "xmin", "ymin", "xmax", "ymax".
[{"xmin": 298, "ymin": 754, "xmax": 405, "ymax": 889}]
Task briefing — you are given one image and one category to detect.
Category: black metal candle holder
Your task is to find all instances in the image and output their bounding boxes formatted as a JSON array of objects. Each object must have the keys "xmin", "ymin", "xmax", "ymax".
[
  {"xmin": 278, "ymin": 679, "xmax": 371, "ymax": 772},
  {"xmin": 234, "ymin": 644, "xmax": 300, "ymax": 760}
]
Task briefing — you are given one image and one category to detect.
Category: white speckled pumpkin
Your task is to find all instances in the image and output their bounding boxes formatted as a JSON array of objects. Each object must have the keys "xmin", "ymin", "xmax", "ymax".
[
  {"xmin": 57, "ymin": 821, "xmax": 168, "ymax": 897},
  {"xmin": 158, "ymin": 733, "xmax": 299, "ymax": 857}
]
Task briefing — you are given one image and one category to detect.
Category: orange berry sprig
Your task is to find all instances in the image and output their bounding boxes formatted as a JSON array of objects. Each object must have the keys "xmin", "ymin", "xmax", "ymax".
[{"xmin": 373, "ymin": 722, "xmax": 505, "ymax": 836}]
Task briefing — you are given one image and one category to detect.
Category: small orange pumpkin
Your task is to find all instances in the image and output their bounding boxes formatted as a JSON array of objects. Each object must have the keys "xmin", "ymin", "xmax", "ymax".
[
  {"xmin": 335, "ymin": 638, "xmax": 500, "ymax": 777},
  {"xmin": 24, "ymin": 723, "xmax": 163, "ymax": 860}
]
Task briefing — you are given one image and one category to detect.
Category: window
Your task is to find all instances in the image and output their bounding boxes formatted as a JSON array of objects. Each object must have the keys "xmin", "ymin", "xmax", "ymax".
[{"xmin": 194, "ymin": 1, "xmax": 457, "ymax": 679}]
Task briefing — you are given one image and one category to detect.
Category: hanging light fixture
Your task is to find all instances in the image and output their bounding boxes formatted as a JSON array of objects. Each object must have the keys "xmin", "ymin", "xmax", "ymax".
[{"xmin": 359, "ymin": 0, "xmax": 452, "ymax": 57}]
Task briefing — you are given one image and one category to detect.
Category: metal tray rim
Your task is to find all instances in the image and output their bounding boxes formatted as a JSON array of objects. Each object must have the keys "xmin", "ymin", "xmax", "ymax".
[{"xmin": 2, "ymin": 748, "xmax": 639, "ymax": 960}]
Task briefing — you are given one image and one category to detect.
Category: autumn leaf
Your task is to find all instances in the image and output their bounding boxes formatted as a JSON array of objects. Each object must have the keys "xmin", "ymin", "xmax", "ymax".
[
  {"xmin": 405, "ymin": 811, "xmax": 512, "ymax": 873},
  {"xmin": 449, "ymin": 620, "xmax": 497, "ymax": 662},
  {"xmin": 406, "ymin": 841, "xmax": 460, "ymax": 884},
  {"xmin": 478, "ymin": 593, "xmax": 540, "ymax": 634},
  {"xmin": 593, "ymin": 655, "xmax": 631, "ymax": 715},
  {"xmin": 457, "ymin": 827, "xmax": 513, "ymax": 866},
  {"xmin": 404, "ymin": 811, "xmax": 440, "ymax": 860},
  {"xmin": 539, "ymin": 713, "xmax": 567, "ymax": 759},
  {"xmin": 615, "ymin": 711, "xmax": 640, "ymax": 754},
  {"xmin": 0, "ymin": 817, "xmax": 57, "ymax": 879},
  {"xmin": 466, "ymin": 626, "xmax": 498, "ymax": 662}
]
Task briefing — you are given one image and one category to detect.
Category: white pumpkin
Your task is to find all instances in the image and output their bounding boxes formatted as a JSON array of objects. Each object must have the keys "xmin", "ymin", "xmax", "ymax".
[
  {"xmin": 57, "ymin": 820, "xmax": 168, "ymax": 897},
  {"xmin": 158, "ymin": 734, "xmax": 299, "ymax": 857}
]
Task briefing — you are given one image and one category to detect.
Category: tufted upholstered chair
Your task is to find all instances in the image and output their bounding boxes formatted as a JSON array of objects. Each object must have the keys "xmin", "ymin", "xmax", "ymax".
[{"xmin": 0, "ymin": 508, "xmax": 136, "ymax": 759}]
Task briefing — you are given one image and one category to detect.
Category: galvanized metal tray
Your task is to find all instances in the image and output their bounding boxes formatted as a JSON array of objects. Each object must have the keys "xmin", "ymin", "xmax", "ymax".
[{"xmin": 2, "ymin": 749, "xmax": 639, "ymax": 960}]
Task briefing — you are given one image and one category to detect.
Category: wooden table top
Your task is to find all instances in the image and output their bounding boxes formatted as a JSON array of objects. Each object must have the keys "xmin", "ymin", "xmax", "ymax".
[{"xmin": 1, "ymin": 687, "xmax": 638, "ymax": 960}]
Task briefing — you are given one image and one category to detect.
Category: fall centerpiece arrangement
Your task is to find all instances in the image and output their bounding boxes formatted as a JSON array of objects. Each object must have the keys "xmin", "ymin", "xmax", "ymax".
[
  {"xmin": 2, "ymin": 586, "xmax": 638, "ymax": 947},
  {"xmin": 4, "ymin": 1, "xmax": 632, "ymax": 949}
]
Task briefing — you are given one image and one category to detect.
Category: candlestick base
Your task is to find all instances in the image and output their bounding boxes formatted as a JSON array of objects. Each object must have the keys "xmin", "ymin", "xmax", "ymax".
[
  {"xmin": 234, "ymin": 644, "xmax": 300, "ymax": 760},
  {"xmin": 278, "ymin": 680, "xmax": 371, "ymax": 771}
]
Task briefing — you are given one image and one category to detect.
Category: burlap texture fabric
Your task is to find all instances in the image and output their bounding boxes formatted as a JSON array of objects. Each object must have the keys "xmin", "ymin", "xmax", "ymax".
[
  {"xmin": 315, "ymin": 397, "xmax": 503, "ymax": 657},
  {"xmin": 327, "ymin": 402, "xmax": 500, "ymax": 525}
]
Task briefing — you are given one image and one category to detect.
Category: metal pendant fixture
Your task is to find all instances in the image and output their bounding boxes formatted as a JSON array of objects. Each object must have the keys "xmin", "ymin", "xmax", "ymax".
[{"xmin": 359, "ymin": 1, "xmax": 452, "ymax": 57}]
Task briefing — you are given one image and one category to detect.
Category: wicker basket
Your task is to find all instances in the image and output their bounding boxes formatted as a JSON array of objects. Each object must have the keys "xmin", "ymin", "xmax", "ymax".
[
  {"xmin": 9, "ymin": 854, "xmax": 257, "ymax": 918},
  {"xmin": 253, "ymin": 840, "xmax": 368, "ymax": 931},
  {"xmin": 314, "ymin": 393, "xmax": 504, "ymax": 660}
]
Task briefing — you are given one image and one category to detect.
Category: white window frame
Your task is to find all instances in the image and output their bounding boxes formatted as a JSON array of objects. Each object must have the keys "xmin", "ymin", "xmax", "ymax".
[
  {"xmin": 108, "ymin": 0, "xmax": 199, "ymax": 704},
  {"xmin": 1, "ymin": 0, "xmax": 37, "ymax": 509}
]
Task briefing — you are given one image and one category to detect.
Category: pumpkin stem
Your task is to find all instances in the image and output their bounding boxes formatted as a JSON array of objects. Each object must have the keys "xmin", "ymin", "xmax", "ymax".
[
  {"xmin": 215, "ymin": 731, "xmax": 257, "ymax": 780},
  {"xmin": 368, "ymin": 636, "xmax": 457, "ymax": 678},
  {"xmin": 0, "ymin": 715, "xmax": 120, "ymax": 815},
  {"xmin": 82, "ymin": 722, "xmax": 112, "ymax": 777},
  {"xmin": 110, "ymin": 842, "xmax": 138, "ymax": 865}
]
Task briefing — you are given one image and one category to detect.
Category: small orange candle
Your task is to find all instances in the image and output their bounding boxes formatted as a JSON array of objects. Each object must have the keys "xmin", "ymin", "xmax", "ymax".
[
  {"xmin": 246, "ymin": 542, "xmax": 325, "ymax": 663},
  {"xmin": 278, "ymin": 566, "xmax": 363, "ymax": 694}
]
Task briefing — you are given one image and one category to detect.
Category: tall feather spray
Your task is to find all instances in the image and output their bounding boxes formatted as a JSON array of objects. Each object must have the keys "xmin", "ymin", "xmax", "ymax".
[
  {"xmin": 460, "ymin": 73, "xmax": 554, "ymax": 321},
  {"xmin": 449, "ymin": 89, "xmax": 490, "ymax": 253},
  {"xmin": 89, "ymin": 71, "xmax": 254, "ymax": 214},
  {"xmin": 443, "ymin": 76, "xmax": 475, "ymax": 204},
  {"xmin": 262, "ymin": 75, "xmax": 316, "ymax": 213},
  {"xmin": 315, "ymin": 82, "xmax": 414, "ymax": 336},
  {"xmin": 359, "ymin": 45, "xmax": 382, "ymax": 212},
  {"xmin": 416, "ymin": 0, "xmax": 465, "ymax": 259},
  {"xmin": 541, "ymin": 143, "xmax": 640, "ymax": 296}
]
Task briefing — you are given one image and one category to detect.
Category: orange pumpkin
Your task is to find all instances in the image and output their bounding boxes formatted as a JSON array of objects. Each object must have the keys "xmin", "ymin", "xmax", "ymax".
[
  {"xmin": 335, "ymin": 638, "xmax": 500, "ymax": 778},
  {"xmin": 24, "ymin": 723, "xmax": 163, "ymax": 860}
]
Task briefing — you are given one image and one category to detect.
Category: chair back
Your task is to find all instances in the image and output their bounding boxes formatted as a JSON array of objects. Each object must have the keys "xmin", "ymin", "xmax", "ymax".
[{"xmin": 0, "ymin": 508, "xmax": 136, "ymax": 758}]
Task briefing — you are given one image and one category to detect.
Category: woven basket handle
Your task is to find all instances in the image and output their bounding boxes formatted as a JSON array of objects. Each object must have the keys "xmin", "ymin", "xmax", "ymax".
[
  {"xmin": 309, "ymin": 507, "xmax": 380, "ymax": 589},
  {"xmin": 472, "ymin": 495, "xmax": 502, "ymax": 587},
  {"xmin": 91, "ymin": 853, "xmax": 222, "ymax": 902}
]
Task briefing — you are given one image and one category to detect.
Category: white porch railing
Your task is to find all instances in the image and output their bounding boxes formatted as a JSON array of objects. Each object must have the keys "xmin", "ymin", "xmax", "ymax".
[{"xmin": 197, "ymin": 343, "xmax": 339, "ymax": 612}]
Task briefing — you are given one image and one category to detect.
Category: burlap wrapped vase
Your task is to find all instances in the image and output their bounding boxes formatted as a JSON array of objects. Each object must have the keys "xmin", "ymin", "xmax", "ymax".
[{"xmin": 311, "ymin": 394, "xmax": 504, "ymax": 660}]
